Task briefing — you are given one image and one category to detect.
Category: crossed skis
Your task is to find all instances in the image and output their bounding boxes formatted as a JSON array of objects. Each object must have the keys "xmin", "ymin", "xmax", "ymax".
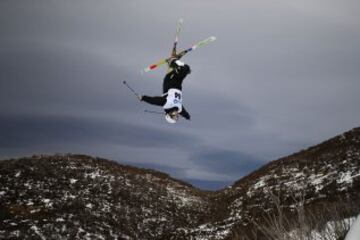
[
  {"xmin": 143, "ymin": 18, "xmax": 216, "ymax": 73},
  {"xmin": 125, "ymin": 19, "xmax": 216, "ymax": 118}
]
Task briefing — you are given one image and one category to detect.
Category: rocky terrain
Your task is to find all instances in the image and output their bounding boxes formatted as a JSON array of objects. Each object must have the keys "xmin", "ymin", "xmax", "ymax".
[
  {"xmin": 0, "ymin": 155, "xmax": 214, "ymax": 239},
  {"xmin": 1, "ymin": 127, "xmax": 359, "ymax": 239}
]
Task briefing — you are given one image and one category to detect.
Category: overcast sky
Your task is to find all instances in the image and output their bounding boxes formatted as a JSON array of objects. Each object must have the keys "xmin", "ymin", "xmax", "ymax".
[{"xmin": 1, "ymin": 0, "xmax": 360, "ymax": 190}]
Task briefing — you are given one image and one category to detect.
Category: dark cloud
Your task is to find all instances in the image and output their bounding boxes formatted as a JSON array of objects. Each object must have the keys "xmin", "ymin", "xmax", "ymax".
[
  {"xmin": 0, "ymin": 44, "xmax": 140, "ymax": 115},
  {"xmin": 189, "ymin": 149, "xmax": 263, "ymax": 178},
  {"xmin": 185, "ymin": 179, "xmax": 232, "ymax": 191},
  {"xmin": 121, "ymin": 161, "xmax": 233, "ymax": 191},
  {"xmin": 0, "ymin": 114, "xmax": 201, "ymax": 150}
]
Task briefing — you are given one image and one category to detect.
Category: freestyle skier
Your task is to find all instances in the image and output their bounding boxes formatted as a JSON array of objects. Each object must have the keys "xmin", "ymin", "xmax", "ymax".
[
  {"xmin": 138, "ymin": 57, "xmax": 191, "ymax": 123},
  {"xmin": 123, "ymin": 19, "xmax": 215, "ymax": 124}
]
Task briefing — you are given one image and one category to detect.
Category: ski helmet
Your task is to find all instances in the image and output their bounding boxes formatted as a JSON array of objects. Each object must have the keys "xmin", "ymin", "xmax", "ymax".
[
  {"xmin": 165, "ymin": 111, "xmax": 179, "ymax": 124},
  {"xmin": 175, "ymin": 60, "xmax": 185, "ymax": 66}
]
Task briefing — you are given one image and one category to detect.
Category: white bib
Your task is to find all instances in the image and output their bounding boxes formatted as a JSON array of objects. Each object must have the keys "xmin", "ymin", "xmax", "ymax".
[{"xmin": 163, "ymin": 89, "xmax": 182, "ymax": 112}]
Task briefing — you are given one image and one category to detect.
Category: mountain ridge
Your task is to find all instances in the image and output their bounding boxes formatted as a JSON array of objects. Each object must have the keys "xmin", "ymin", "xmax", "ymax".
[{"xmin": 1, "ymin": 127, "xmax": 359, "ymax": 239}]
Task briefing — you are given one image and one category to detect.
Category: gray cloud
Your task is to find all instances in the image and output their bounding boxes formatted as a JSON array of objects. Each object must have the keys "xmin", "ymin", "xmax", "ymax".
[
  {"xmin": 0, "ymin": 44, "xmax": 138, "ymax": 114},
  {"xmin": 0, "ymin": 114, "xmax": 200, "ymax": 150},
  {"xmin": 189, "ymin": 148, "xmax": 263, "ymax": 179}
]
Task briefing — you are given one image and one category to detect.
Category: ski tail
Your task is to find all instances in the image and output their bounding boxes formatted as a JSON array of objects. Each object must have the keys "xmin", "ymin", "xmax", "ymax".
[
  {"xmin": 143, "ymin": 59, "xmax": 167, "ymax": 72},
  {"xmin": 171, "ymin": 18, "xmax": 184, "ymax": 57},
  {"xmin": 144, "ymin": 19, "xmax": 183, "ymax": 73}
]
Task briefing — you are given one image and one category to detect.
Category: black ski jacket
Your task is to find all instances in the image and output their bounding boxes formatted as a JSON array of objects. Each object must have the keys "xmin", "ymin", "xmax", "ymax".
[
  {"xmin": 162, "ymin": 61, "xmax": 191, "ymax": 93},
  {"xmin": 141, "ymin": 61, "xmax": 191, "ymax": 120}
]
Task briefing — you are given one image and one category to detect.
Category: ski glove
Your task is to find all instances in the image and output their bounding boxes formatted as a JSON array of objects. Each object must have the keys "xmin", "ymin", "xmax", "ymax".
[{"xmin": 180, "ymin": 108, "xmax": 191, "ymax": 120}]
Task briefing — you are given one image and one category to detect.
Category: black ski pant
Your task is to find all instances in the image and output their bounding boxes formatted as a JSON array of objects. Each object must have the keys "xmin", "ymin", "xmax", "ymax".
[{"xmin": 141, "ymin": 95, "xmax": 166, "ymax": 107}]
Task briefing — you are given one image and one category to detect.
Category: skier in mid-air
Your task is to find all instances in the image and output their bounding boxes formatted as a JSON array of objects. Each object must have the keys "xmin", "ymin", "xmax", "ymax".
[
  {"xmin": 138, "ymin": 57, "xmax": 191, "ymax": 123},
  {"xmin": 123, "ymin": 19, "xmax": 215, "ymax": 124}
]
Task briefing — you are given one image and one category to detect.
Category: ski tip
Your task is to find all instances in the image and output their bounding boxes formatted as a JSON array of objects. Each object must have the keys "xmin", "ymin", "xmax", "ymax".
[{"xmin": 210, "ymin": 36, "xmax": 217, "ymax": 41}]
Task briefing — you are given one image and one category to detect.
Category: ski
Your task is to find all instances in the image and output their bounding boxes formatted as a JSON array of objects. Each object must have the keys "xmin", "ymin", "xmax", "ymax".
[
  {"xmin": 143, "ymin": 36, "xmax": 216, "ymax": 72},
  {"xmin": 143, "ymin": 19, "xmax": 183, "ymax": 73},
  {"xmin": 176, "ymin": 36, "xmax": 216, "ymax": 59},
  {"xmin": 171, "ymin": 18, "xmax": 184, "ymax": 57},
  {"xmin": 143, "ymin": 59, "xmax": 168, "ymax": 72}
]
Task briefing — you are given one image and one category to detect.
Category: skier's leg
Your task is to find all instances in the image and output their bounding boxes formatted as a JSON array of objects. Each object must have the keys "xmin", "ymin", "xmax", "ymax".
[
  {"xmin": 180, "ymin": 105, "xmax": 191, "ymax": 120},
  {"xmin": 141, "ymin": 95, "xmax": 166, "ymax": 107}
]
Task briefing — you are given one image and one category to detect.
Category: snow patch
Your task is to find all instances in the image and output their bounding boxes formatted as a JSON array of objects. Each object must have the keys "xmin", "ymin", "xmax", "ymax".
[
  {"xmin": 86, "ymin": 203, "xmax": 94, "ymax": 209},
  {"xmin": 42, "ymin": 199, "xmax": 53, "ymax": 208},
  {"xmin": 190, "ymin": 222, "xmax": 234, "ymax": 240},
  {"xmin": 70, "ymin": 178, "xmax": 78, "ymax": 184},
  {"xmin": 337, "ymin": 171, "xmax": 358, "ymax": 185},
  {"xmin": 31, "ymin": 225, "xmax": 46, "ymax": 240},
  {"xmin": 253, "ymin": 179, "xmax": 266, "ymax": 190},
  {"xmin": 166, "ymin": 186, "xmax": 202, "ymax": 207},
  {"xmin": 85, "ymin": 170, "xmax": 102, "ymax": 179}
]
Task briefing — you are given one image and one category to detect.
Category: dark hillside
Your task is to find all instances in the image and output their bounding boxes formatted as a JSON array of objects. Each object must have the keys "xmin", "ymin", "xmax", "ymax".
[{"xmin": 1, "ymin": 127, "xmax": 359, "ymax": 239}]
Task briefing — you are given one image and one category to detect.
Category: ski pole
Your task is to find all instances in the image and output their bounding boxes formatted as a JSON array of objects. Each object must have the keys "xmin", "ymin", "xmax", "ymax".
[
  {"xmin": 144, "ymin": 110, "xmax": 165, "ymax": 115},
  {"xmin": 144, "ymin": 110, "xmax": 186, "ymax": 120},
  {"xmin": 123, "ymin": 81, "xmax": 140, "ymax": 99}
]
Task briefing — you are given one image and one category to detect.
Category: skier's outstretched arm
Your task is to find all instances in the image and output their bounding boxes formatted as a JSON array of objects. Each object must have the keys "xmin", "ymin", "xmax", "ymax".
[
  {"xmin": 141, "ymin": 95, "xmax": 166, "ymax": 107},
  {"xmin": 180, "ymin": 106, "xmax": 191, "ymax": 120}
]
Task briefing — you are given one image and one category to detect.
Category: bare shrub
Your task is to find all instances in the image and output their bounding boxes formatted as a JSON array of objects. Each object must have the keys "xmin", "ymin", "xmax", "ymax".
[{"xmin": 243, "ymin": 191, "xmax": 357, "ymax": 240}]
